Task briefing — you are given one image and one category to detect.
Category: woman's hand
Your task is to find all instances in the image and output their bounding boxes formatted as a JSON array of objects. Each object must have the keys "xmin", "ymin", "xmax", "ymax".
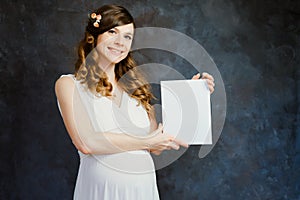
[
  {"xmin": 146, "ymin": 124, "xmax": 189, "ymax": 155},
  {"xmin": 192, "ymin": 72, "xmax": 215, "ymax": 94}
]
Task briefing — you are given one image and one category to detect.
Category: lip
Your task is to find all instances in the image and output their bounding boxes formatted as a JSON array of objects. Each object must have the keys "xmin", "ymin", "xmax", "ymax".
[{"xmin": 107, "ymin": 47, "xmax": 124, "ymax": 56}]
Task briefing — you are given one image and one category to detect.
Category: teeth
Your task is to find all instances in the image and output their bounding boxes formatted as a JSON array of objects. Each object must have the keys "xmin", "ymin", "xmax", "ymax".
[
  {"xmin": 112, "ymin": 49, "xmax": 121, "ymax": 54},
  {"xmin": 108, "ymin": 47, "xmax": 122, "ymax": 55}
]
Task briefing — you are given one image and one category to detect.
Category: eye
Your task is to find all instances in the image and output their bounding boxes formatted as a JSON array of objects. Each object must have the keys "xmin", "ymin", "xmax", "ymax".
[
  {"xmin": 124, "ymin": 35, "xmax": 132, "ymax": 40},
  {"xmin": 108, "ymin": 29, "xmax": 117, "ymax": 34}
]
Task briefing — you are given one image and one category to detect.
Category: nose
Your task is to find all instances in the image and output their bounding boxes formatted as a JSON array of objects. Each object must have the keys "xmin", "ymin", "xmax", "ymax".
[{"xmin": 114, "ymin": 34, "xmax": 124, "ymax": 46}]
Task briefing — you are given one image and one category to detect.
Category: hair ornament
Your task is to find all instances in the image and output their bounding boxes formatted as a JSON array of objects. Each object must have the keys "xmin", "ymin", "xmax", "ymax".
[{"xmin": 90, "ymin": 12, "xmax": 102, "ymax": 28}]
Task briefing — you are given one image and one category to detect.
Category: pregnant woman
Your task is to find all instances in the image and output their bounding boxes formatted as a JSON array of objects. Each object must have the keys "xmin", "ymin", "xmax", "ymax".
[{"xmin": 55, "ymin": 4, "xmax": 215, "ymax": 200}]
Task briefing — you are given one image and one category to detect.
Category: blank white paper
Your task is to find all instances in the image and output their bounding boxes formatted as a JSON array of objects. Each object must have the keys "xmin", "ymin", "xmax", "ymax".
[{"xmin": 161, "ymin": 80, "xmax": 212, "ymax": 145}]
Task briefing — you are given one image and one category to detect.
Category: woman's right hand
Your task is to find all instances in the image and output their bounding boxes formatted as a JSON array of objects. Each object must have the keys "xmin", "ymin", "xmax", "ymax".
[{"xmin": 146, "ymin": 123, "xmax": 189, "ymax": 155}]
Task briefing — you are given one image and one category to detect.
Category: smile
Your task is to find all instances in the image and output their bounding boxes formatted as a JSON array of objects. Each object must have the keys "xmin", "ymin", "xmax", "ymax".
[{"xmin": 107, "ymin": 47, "xmax": 124, "ymax": 56}]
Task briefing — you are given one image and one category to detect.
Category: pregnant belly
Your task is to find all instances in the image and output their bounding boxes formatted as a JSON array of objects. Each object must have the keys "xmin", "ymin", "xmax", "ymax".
[
  {"xmin": 80, "ymin": 150, "xmax": 155, "ymax": 175},
  {"xmin": 75, "ymin": 150, "xmax": 157, "ymax": 192}
]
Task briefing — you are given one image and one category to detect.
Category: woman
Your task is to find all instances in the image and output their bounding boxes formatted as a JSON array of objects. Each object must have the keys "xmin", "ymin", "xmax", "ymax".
[{"xmin": 55, "ymin": 4, "xmax": 215, "ymax": 200}]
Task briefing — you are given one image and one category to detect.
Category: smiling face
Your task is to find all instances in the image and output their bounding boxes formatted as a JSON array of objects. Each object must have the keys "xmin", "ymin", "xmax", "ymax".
[{"xmin": 96, "ymin": 23, "xmax": 134, "ymax": 69}]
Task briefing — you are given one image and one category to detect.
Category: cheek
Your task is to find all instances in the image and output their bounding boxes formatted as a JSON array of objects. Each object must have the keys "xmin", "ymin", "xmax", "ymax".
[
  {"xmin": 95, "ymin": 43, "xmax": 106, "ymax": 56},
  {"xmin": 128, "ymin": 40, "xmax": 133, "ymax": 48},
  {"xmin": 96, "ymin": 34, "xmax": 111, "ymax": 46},
  {"xmin": 124, "ymin": 40, "xmax": 133, "ymax": 52}
]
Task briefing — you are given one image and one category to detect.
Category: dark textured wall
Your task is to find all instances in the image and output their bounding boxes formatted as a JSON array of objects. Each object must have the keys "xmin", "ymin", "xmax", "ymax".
[{"xmin": 1, "ymin": 0, "xmax": 299, "ymax": 199}]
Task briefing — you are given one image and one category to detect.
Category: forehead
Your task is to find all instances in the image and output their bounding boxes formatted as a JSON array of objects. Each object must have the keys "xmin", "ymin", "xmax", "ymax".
[{"xmin": 113, "ymin": 23, "xmax": 134, "ymax": 34}]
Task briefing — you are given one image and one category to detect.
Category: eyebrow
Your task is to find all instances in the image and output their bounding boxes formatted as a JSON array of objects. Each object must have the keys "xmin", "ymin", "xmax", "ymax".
[{"xmin": 113, "ymin": 27, "xmax": 134, "ymax": 35}]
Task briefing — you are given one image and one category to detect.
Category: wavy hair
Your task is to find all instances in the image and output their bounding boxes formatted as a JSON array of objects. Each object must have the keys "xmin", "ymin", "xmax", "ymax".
[{"xmin": 74, "ymin": 5, "xmax": 154, "ymax": 115}]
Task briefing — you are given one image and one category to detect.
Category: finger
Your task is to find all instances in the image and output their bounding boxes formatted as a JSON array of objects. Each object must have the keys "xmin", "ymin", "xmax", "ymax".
[
  {"xmin": 201, "ymin": 72, "xmax": 214, "ymax": 82},
  {"xmin": 173, "ymin": 138, "xmax": 189, "ymax": 148},
  {"xmin": 192, "ymin": 73, "xmax": 201, "ymax": 80},
  {"xmin": 151, "ymin": 150, "xmax": 162, "ymax": 155},
  {"xmin": 208, "ymin": 85, "xmax": 215, "ymax": 94},
  {"xmin": 205, "ymin": 79, "xmax": 215, "ymax": 94},
  {"xmin": 206, "ymin": 79, "xmax": 215, "ymax": 88},
  {"xmin": 201, "ymin": 72, "xmax": 211, "ymax": 80},
  {"xmin": 169, "ymin": 142, "xmax": 180, "ymax": 150}
]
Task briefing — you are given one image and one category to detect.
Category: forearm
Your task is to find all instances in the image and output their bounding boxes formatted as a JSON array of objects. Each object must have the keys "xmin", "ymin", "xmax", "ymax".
[
  {"xmin": 72, "ymin": 94, "xmax": 151, "ymax": 154},
  {"xmin": 83, "ymin": 132, "xmax": 150, "ymax": 155},
  {"xmin": 76, "ymin": 102, "xmax": 158, "ymax": 155}
]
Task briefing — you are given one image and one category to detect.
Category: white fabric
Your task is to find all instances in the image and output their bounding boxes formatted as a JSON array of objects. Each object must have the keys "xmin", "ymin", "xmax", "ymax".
[{"xmin": 58, "ymin": 74, "xmax": 159, "ymax": 200}]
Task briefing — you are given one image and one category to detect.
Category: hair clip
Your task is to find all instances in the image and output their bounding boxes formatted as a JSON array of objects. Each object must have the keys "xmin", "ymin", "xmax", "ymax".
[{"xmin": 90, "ymin": 13, "xmax": 102, "ymax": 28}]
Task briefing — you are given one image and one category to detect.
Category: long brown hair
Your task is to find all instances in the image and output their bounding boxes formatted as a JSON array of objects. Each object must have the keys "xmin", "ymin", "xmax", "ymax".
[{"xmin": 75, "ymin": 5, "xmax": 154, "ymax": 115}]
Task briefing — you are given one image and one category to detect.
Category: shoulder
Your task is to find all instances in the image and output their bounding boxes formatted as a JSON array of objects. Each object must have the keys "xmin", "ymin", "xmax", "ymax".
[
  {"xmin": 55, "ymin": 74, "xmax": 75, "ymax": 86},
  {"xmin": 55, "ymin": 74, "xmax": 76, "ymax": 96}
]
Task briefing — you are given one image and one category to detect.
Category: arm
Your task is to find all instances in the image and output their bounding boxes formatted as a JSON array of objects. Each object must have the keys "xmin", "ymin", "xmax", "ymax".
[{"xmin": 55, "ymin": 76, "xmax": 187, "ymax": 155}]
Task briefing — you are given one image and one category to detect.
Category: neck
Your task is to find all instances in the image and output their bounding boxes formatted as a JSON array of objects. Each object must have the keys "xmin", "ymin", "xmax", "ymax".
[
  {"xmin": 104, "ymin": 64, "xmax": 116, "ymax": 85},
  {"xmin": 97, "ymin": 59, "xmax": 116, "ymax": 85},
  {"xmin": 100, "ymin": 64, "xmax": 122, "ymax": 95}
]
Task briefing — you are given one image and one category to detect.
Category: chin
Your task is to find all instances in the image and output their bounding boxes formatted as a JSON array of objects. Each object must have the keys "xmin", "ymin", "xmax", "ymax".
[{"xmin": 110, "ymin": 55, "xmax": 128, "ymax": 64}]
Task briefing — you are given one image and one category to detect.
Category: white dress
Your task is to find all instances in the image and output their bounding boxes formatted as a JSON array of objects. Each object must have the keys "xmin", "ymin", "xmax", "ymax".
[{"xmin": 58, "ymin": 75, "xmax": 160, "ymax": 200}]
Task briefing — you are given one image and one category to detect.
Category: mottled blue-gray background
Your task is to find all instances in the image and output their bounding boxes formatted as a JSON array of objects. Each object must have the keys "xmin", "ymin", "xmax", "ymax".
[{"xmin": 0, "ymin": 0, "xmax": 299, "ymax": 199}]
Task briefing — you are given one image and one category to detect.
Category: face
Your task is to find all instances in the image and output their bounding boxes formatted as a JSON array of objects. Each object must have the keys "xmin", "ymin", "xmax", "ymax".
[{"xmin": 96, "ymin": 23, "xmax": 134, "ymax": 69}]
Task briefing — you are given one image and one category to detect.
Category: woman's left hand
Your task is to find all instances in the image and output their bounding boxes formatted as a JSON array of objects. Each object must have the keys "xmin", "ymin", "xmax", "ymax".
[{"xmin": 192, "ymin": 72, "xmax": 215, "ymax": 94}]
